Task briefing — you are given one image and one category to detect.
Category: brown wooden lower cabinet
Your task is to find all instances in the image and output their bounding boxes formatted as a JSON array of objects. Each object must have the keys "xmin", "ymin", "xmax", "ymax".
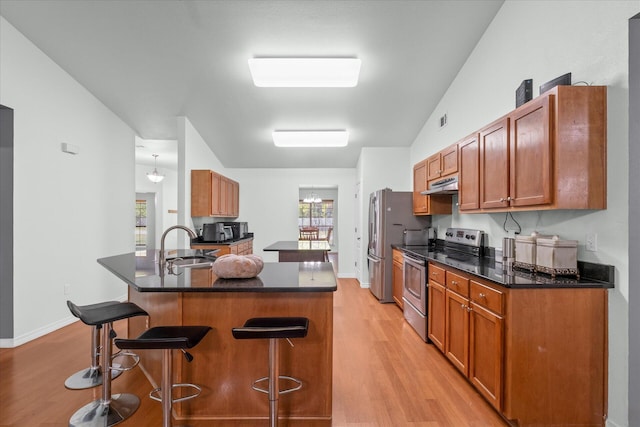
[
  {"xmin": 392, "ymin": 249, "xmax": 404, "ymax": 309},
  {"xmin": 191, "ymin": 238, "xmax": 253, "ymax": 256},
  {"xmin": 427, "ymin": 261, "xmax": 607, "ymax": 427}
]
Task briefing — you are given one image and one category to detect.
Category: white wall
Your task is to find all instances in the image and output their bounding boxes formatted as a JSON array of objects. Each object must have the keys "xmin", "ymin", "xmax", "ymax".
[
  {"xmin": 0, "ymin": 17, "xmax": 134, "ymax": 346},
  {"xmin": 229, "ymin": 168, "xmax": 356, "ymax": 278},
  {"xmin": 177, "ymin": 117, "xmax": 226, "ymax": 247},
  {"xmin": 628, "ymin": 12, "xmax": 640, "ymax": 427},
  {"xmin": 409, "ymin": 2, "xmax": 637, "ymax": 426}
]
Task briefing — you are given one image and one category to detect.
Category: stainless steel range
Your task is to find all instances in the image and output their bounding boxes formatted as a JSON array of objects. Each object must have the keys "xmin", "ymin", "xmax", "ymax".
[
  {"xmin": 443, "ymin": 227, "xmax": 486, "ymax": 255},
  {"xmin": 437, "ymin": 227, "xmax": 486, "ymax": 274},
  {"xmin": 402, "ymin": 227, "xmax": 485, "ymax": 342}
]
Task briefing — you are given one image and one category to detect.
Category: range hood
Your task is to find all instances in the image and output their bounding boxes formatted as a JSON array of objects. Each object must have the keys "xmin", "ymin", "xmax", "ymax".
[{"xmin": 421, "ymin": 176, "xmax": 458, "ymax": 195}]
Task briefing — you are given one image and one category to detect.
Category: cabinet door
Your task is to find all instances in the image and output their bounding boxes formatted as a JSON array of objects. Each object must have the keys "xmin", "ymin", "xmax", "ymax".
[
  {"xmin": 509, "ymin": 95, "xmax": 553, "ymax": 207},
  {"xmin": 441, "ymin": 144, "xmax": 458, "ymax": 176},
  {"xmin": 469, "ymin": 302, "xmax": 504, "ymax": 411},
  {"xmin": 459, "ymin": 134, "xmax": 480, "ymax": 211},
  {"xmin": 480, "ymin": 117, "xmax": 510, "ymax": 209},
  {"xmin": 191, "ymin": 170, "xmax": 213, "ymax": 216},
  {"xmin": 211, "ymin": 172, "xmax": 222, "ymax": 215},
  {"xmin": 428, "ymin": 280, "xmax": 446, "ymax": 352},
  {"xmin": 412, "ymin": 161, "xmax": 429, "ymax": 214},
  {"xmin": 219, "ymin": 176, "xmax": 229, "ymax": 215},
  {"xmin": 426, "ymin": 153, "xmax": 442, "ymax": 181},
  {"xmin": 392, "ymin": 259, "xmax": 404, "ymax": 309},
  {"xmin": 231, "ymin": 180, "xmax": 239, "ymax": 216},
  {"xmin": 445, "ymin": 289, "xmax": 470, "ymax": 376}
]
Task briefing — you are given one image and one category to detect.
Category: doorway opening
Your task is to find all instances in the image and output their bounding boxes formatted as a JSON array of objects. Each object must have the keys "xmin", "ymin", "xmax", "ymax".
[
  {"xmin": 136, "ymin": 193, "xmax": 156, "ymax": 250},
  {"xmin": 298, "ymin": 186, "xmax": 338, "ymax": 255}
]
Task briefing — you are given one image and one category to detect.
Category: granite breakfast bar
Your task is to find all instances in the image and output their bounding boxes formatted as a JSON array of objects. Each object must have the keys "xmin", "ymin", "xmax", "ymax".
[{"xmin": 98, "ymin": 250, "xmax": 337, "ymax": 426}]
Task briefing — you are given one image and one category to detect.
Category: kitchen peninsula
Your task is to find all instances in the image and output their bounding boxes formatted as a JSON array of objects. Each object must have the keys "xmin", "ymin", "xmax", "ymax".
[
  {"xmin": 98, "ymin": 249, "xmax": 337, "ymax": 426},
  {"xmin": 264, "ymin": 240, "xmax": 331, "ymax": 262}
]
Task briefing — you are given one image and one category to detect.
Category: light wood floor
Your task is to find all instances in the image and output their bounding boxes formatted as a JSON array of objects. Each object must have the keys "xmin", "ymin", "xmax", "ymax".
[{"xmin": 0, "ymin": 277, "xmax": 508, "ymax": 426}]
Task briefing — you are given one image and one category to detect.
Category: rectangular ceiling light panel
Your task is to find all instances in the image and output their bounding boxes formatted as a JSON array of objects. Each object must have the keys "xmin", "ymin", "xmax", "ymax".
[
  {"xmin": 272, "ymin": 130, "xmax": 349, "ymax": 147},
  {"xmin": 249, "ymin": 58, "xmax": 361, "ymax": 87}
]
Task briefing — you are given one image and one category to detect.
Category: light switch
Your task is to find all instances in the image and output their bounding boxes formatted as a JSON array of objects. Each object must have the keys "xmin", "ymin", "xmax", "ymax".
[{"xmin": 61, "ymin": 142, "xmax": 80, "ymax": 155}]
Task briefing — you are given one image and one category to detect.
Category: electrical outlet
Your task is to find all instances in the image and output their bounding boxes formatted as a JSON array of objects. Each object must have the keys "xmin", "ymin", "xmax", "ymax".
[
  {"xmin": 586, "ymin": 233, "xmax": 597, "ymax": 252},
  {"xmin": 64, "ymin": 283, "xmax": 71, "ymax": 295}
]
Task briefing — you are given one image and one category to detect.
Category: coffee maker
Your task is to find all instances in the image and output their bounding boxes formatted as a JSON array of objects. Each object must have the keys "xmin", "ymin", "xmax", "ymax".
[
  {"xmin": 202, "ymin": 223, "xmax": 227, "ymax": 242},
  {"xmin": 223, "ymin": 222, "xmax": 248, "ymax": 240}
]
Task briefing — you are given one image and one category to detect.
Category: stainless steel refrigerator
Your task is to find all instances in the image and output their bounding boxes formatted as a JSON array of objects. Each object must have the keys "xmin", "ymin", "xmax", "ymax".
[{"xmin": 367, "ymin": 189, "xmax": 429, "ymax": 302}]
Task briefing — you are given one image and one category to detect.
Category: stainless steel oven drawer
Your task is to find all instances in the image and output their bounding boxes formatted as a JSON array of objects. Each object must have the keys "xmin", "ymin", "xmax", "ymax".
[{"xmin": 403, "ymin": 297, "xmax": 427, "ymax": 342}]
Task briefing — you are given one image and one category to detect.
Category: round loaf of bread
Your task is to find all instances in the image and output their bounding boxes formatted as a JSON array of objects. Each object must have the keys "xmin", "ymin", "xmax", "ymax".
[{"xmin": 212, "ymin": 254, "xmax": 264, "ymax": 279}]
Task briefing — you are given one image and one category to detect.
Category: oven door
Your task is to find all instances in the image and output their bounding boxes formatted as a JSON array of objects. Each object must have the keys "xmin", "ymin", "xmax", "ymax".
[
  {"xmin": 403, "ymin": 254, "xmax": 426, "ymax": 314},
  {"xmin": 403, "ymin": 253, "xmax": 428, "ymax": 341}
]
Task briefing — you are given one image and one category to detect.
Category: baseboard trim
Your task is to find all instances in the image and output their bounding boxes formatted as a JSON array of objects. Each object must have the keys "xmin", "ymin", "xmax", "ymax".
[
  {"xmin": 0, "ymin": 316, "xmax": 78, "ymax": 348},
  {"xmin": 0, "ymin": 293, "xmax": 128, "ymax": 348}
]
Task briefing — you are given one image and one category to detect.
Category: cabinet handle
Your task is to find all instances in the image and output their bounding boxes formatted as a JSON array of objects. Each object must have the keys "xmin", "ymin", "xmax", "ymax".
[
  {"xmin": 507, "ymin": 196, "xmax": 512, "ymax": 201},
  {"xmin": 500, "ymin": 197, "xmax": 505, "ymax": 202},
  {"xmin": 460, "ymin": 304, "xmax": 466, "ymax": 309},
  {"xmin": 467, "ymin": 306, "xmax": 473, "ymax": 312},
  {"xmin": 451, "ymin": 280, "xmax": 458, "ymax": 285},
  {"xmin": 478, "ymin": 293, "xmax": 486, "ymax": 299}
]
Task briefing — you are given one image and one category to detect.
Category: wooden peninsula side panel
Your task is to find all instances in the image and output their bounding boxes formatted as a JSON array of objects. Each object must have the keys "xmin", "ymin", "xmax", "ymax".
[{"xmin": 128, "ymin": 290, "xmax": 333, "ymax": 426}]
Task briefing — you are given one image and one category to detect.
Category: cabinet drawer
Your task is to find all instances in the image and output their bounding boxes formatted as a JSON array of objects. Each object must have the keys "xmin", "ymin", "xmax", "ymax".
[
  {"xmin": 428, "ymin": 263, "xmax": 446, "ymax": 285},
  {"xmin": 393, "ymin": 249, "xmax": 404, "ymax": 263},
  {"xmin": 470, "ymin": 280, "xmax": 504, "ymax": 315},
  {"xmin": 446, "ymin": 270, "xmax": 470, "ymax": 298}
]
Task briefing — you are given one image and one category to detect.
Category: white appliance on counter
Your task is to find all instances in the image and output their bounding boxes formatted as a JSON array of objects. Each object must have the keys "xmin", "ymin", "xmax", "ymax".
[{"xmin": 367, "ymin": 189, "xmax": 429, "ymax": 303}]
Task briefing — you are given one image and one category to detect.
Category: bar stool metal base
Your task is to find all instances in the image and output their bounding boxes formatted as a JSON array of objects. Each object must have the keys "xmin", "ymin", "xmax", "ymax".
[
  {"xmin": 231, "ymin": 317, "xmax": 309, "ymax": 427},
  {"xmin": 68, "ymin": 393, "xmax": 140, "ymax": 427},
  {"xmin": 252, "ymin": 375, "xmax": 302, "ymax": 395},
  {"xmin": 64, "ymin": 366, "xmax": 122, "ymax": 390}
]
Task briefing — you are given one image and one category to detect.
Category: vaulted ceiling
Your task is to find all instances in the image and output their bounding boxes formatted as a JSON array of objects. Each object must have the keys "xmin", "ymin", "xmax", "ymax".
[{"xmin": 0, "ymin": 0, "xmax": 504, "ymax": 169}]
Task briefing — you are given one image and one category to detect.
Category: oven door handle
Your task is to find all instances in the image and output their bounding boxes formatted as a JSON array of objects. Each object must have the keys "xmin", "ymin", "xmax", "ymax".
[{"xmin": 403, "ymin": 254, "xmax": 426, "ymax": 268}]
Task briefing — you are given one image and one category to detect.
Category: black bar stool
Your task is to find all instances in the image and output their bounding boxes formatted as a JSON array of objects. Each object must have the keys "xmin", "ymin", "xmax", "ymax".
[
  {"xmin": 232, "ymin": 317, "xmax": 309, "ymax": 427},
  {"xmin": 115, "ymin": 325, "xmax": 212, "ymax": 427},
  {"xmin": 67, "ymin": 300, "xmax": 149, "ymax": 427},
  {"xmin": 65, "ymin": 301, "xmax": 124, "ymax": 389}
]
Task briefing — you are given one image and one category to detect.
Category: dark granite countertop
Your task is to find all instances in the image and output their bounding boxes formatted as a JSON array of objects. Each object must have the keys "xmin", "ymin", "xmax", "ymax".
[
  {"xmin": 393, "ymin": 244, "xmax": 614, "ymax": 289},
  {"xmin": 97, "ymin": 249, "xmax": 337, "ymax": 293},
  {"xmin": 264, "ymin": 240, "xmax": 331, "ymax": 251}
]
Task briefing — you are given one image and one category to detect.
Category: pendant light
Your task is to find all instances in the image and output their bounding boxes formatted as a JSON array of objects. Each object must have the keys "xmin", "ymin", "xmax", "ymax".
[
  {"xmin": 303, "ymin": 188, "xmax": 322, "ymax": 204},
  {"xmin": 146, "ymin": 154, "xmax": 165, "ymax": 183}
]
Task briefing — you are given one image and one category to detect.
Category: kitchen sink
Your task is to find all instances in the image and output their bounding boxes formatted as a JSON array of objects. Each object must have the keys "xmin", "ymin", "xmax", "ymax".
[{"xmin": 166, "ymin": 255, "xmax": 216, "ymax": 269}]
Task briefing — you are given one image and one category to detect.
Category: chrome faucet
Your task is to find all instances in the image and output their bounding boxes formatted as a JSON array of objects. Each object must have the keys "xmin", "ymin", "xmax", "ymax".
[{"xmin": 159, "ymin": 225, "xmax": 197, "ymax": 268}]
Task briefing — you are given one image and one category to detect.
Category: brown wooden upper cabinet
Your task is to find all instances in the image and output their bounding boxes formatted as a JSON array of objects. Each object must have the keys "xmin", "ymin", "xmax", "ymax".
[
  {"xmin": 458, "ymin": 133, "xmax": 480, "ymax": 211},
  {"xmin": 412, "ymin": 160, "xmax": 429, "ymax": 214},
  {"xmin": 427, "ymin": 144, "xmax": 459, "ymax": 181},
  {"xmin": 191, "ymin": 169, "xmax": 239, "ymax": 217},
  {"xmin": 459, "ymin": 85, "xmax": 607, "ymax": 212},
  {"xmin": 413, "ymin": 159, "xmax": 453, "ymax": 216}
]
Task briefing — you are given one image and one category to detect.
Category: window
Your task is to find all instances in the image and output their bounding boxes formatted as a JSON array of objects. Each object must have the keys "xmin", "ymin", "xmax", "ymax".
[
  {"xmin": 298, "ymin": 200, "xmax": 333, "ymax": 241},
  {"xmin": 135, "ymin": 199, "xmax": 148, "ymax": 247}
]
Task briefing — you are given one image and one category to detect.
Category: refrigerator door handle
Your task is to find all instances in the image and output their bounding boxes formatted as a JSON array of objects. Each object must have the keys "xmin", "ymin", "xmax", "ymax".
[{"xmin": 367, "ymin": 255, "xmax": 381, "ymax": 263}]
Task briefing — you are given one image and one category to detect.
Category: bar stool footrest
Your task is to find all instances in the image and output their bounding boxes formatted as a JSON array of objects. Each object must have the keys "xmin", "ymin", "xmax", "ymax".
[
  {"xmin": 252, "ymin": 375, "xmax": 303, "ymax": 395},
  {"xmin": 111, "ymin": 350, "xmax": 140, "ymax": 372},
  {"xmin": 149, "ymin": 383, "xmax": 203, "ymax": 404}
]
